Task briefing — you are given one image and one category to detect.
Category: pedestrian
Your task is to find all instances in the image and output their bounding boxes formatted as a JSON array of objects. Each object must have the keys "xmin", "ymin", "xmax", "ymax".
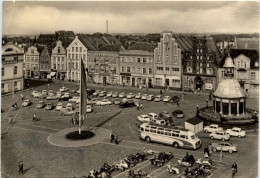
[
  {"xmin": 206, "ymin": 99, "xmax": 208, "ymax": 109},
  {"xmin": 20, "ymin": 93, "xmax": 24, "ymax": 100},
  {"xmin": 160, "ymin": 89, "xmax": 163, "ymax": 95},
  {"xmin": 209, "ymin": 92, "xmax": 212, "ymax": 101},
  {"xmin": 32, "ymin": 113, "xmax": 37, "ymax": 121},
  {"xmin": 115, "ymin": 133, "xmax": 119, "ymax": 144},
  {"xmin": 140, "ymin": 103, "xmax": 144, "ymax": 110},
  {"xmin": 110, "ymin": 133, "xmax": 115, "ymax": 142},
  {"xmin": 18, "ymin": 161, "xmax": 24, "ymax": 174},
  {"xmin": 204, "ymin": 145, "xmax": 210, "ymax": 158},
  {"xmin": 8, "ymin": 116, "xmax": 13, "ymax": 124},
  {"xmin": 232, "ymin": 162, "xmax": 238, "ymax": 178},
  {"xmin": 47, "ymin": 83, "xmax": 50, "ymax": 89},
  {"xmin": 136, "ymin": 103, "xmax": 140, "ymax": 110},
  {"xmin": 177, "ymin": 101, "xmax": 179, "ymax": 108},
  {"xmin": 196, "ymin": 105, "xmax": 199, "ymax": 115},
  {"xmin": 164, "ymin": 86, "xmax": 166, "ymax": 92}
]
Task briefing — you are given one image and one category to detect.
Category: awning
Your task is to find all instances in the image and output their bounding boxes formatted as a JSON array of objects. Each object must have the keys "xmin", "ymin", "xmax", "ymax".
[{"xmin": 49, "ymin": 72, "xmax": 56, "ymax": 77}]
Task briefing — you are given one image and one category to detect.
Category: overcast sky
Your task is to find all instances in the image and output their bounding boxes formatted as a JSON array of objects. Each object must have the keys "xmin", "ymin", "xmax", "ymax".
[{"xmin": 2, "ymin": 1, "xmax": 259, "ymax": 35}]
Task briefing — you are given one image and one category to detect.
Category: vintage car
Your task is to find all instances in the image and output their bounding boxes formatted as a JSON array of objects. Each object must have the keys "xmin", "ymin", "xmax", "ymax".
[
  {"xmin": 204, "ymin": 124, "xmax": 223, "ymax": 133},
  {"xmin": 137, "ymin": 114, "xmax": 151, "ymax": 123},
  {"xmin": 146, "ymin": 95, "xmax": 155, "ymax": 101},
  {"xmin": 106, "ymin": 91, "xmax": 113, "ymax": 97},
  {"xmin": 154, "ymin": 95, "xmax": 163, "ymax": 102},
  {"xmin": 54, "ymin": 103, "xmax": 64, "ymax": 111},
  {"xmin": 141, "ymin": 94, "xmax": 148, "ymax": 100},
  {"xmin": 22, "ymin": 100, "xmax": 31, "ymax": 107},
  {"xmin": 46, "ymin": 94, "xmax": 59, "ymax": 100},
  {"xmin": 211, "ymin": 142, "xmax": 238, "ymax": 153},
  {"xmin": 60, "ymin": 109, "xmax": 76, "ymax": 116},
  {"xmin": 112, "ymin": 92, "xmax": 119, "ymax": 98},
  {"xmin": 225, "ymin": 127, "xmax": 246, "ymax": 138},
  {"xmin": 36, "ymin": 101, "xmax": 45, "ymax": 109},
  {"xmin": 135, "ymin": 93, "xmax": 142, "ymax": 99},
  {"xmin": 119, "ymin": 92, "xmax": 126, "ymax": 98},
  {"xmin": 163, "ymin": 96, "xmax": 171, "ymax": 102},
  {"xmin": 127, "ymin": 93, "xmax": 135, "ymax": 99},
  {"xmin": 172, "ymin": 110, "xmax": 184, "ymax": 118},
  {"xmin": 93, "ymin": 90, "xmax": 100, "ymax": 96},
  {"xmin": 159, "ymin": 111, "xmax": 172, "ymax": 119},
  {"xmin": 69, "ymin": 96, "xmax": 80, "ymax": 103},
  {"xmin": 99, "ymin": 91, "xmax": 107, "ymax": 97},
  {"xmin": 210, "ymin": 131, "xmax": 230, "ymax": 141},
  {"xmin": 96, "ymin": 99, "xmax": 112, "ymax": 106},
  {"xmin": 86, "ymin": 105, "xmax": 93, "ymax": 113},
  {"xmin": 60, "ymin": 86, "xmax": 69, "ymax": 92},
  {"xmin": 45, "ymin": 103, "xmax": 54, "ymax": 110}
]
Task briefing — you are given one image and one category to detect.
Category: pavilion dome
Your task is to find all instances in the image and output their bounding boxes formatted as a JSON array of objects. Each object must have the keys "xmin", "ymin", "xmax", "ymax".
[
  {"xmin": 223, "ymin": 56, "xmax": 235, "ymax": 68},
  {"xmin": 214, "ymin": 79, "xmax": 245, "ymax": 99}
]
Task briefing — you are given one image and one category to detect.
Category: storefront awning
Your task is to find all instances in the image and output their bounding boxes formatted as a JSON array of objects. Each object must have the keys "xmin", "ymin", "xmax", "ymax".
[{"xmin": 49, "ymin": 72, "xmax": 56, "ymax": 77}]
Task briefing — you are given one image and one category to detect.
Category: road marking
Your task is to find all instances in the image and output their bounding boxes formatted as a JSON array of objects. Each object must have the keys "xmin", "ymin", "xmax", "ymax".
[
  {"xmin": 16, "ymin": 122, "xmax": 60, "ymax": 131},
  {"xmin": 12, "ymin": 126, "xmax": 52, "ymax": 134},
  {"xmin": 147, "ymin": 162, "xmax": 171, "ymax": 177}
]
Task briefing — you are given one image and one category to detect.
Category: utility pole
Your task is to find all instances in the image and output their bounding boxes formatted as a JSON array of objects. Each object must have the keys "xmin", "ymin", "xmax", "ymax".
[{"xmin": 106, "ymin": 20, "xmax": 108, "ymax": 34}]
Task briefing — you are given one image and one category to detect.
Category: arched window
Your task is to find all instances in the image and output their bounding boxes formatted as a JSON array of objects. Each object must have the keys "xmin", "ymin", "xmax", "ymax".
[
  {"xmin": 58, "ymin": 47, "xmax": 60, "ymax": 53},
  {"xmin": 5, "ymin": 48, "xmax": 13, "ymax": 52},
  {"xmin": 14, "ymin": 66, "xmax": 17, "ymax": 75}
]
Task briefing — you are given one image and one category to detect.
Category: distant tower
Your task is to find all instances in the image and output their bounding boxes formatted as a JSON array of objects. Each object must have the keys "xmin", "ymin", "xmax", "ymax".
[{"xmin": 106, "ymin": 20, "xmax": 108, "ymax": 34}]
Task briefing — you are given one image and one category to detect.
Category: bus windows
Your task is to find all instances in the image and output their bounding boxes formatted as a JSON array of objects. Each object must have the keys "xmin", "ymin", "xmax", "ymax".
[
  {"xmin": 157, "ymin": 130, "xmax": 164, "ymax": 134},
  {"xmin": 165, "ymin": 132, "xmax": 171, "ymax": 136},
  {"xmin": 145, "ymin": 127, "xmax": 149, "ymax": 132},
  {"xmin": 150, "ymin": 129, "xmax": 156, "ymax": 133},
  {"xmin": 172, "ymin": 133, "xmax": 179, "ymax": 137},
  {"xmin": 140, "ymin": 127, "xmax": 144, "ymax": 131},
  {"xmin": 180, "ymin": 135, "xmax": 186, "ymax": 139}
]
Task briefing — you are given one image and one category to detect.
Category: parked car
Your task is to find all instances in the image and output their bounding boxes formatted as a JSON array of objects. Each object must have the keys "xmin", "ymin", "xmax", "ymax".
[
  {"xmin": 127, "ymin": 93, "xmax": 135, "ymax": 99},
  {"xmin": 32, "ymin": 91, "xmax": 41, "ymax": 98},
  {"xmin": 56, "ymin": 91, "xmax": 62, "ymax": 97},
  {"xmin": 93, "ymin": 90, "xmax": 100, "ymax": 96},
  {"xmin": 59, "ymin": 93, "xmax": 71, "ymax": 101},
  {"xmin": 47, "ymin": 94, "xmax": 59, "ymax": 100},
  {"xmin": 137, "ymin": 114, "xmax": 151, "ymax": 123},
  {"xmin": 204, "ymin": 124, "xmax": 223, "ymax": 133},
  {"xmin": 107, "ymin": 91, "xmax": 113, "ymax": 97},
  {"xmin": 54, "ymin": 103, "xmax": 64, "ymax": 111},
  {"xmin": 112, "ymin": 98, "xmax": 120, "ymax": 105},
  {"xmin": 60, "ymin": 86, "xmax": 69, "ymax": 92},
  {"xmin": 86, "ymin": 105, "xmax": 93, "ymax": 113},
  {"xmin": 99, "ymin": 91, "xmax": 107, "ymax": 97},
  {"xmin": 36, "ymin": 101, "xmax": 45, "ymax": 109},
  {"xmin": 141, "ymin": 94, "xmax": 148, "ymax": 100},
  {"xmin": 90, "ymin": 98, "xmax": 101, "ymax": 105},
  {"xmin": 148, "ymin": 113, "xmax": 159, "ymax": 120},
  {"xmin": 159, "ymin": 111, "xmax": 172, "ymax": 119},
  {"xmin": 66, "ymin": 103, "xmax": 73, "ymax": 111},
  {"xmin": 96, "ymin": 99, "xmax": 112, "ymax": 106},
  {"xmin": 119, "ymin": 100, "xmax": 135, "ymax": 108},
  {"xmin": 69, "ymin": 96, "xmax": 80, "ymax": 104},
  {"xmin": 172, "ymin": 110, "xmax": 184, "ymax": 118},
  {"xmin": 119, "ymin": 92, "xmax": 126, "ymax": 98},
  {"xmin": 210, "ymin": 131, "xmax": 230, "ymax": 141},
  {"xmin": 163, "ymin": 96, "xmax": 171, "ymax": 102},
  {"xmin": 135, "ymin": 93, "xmax": 142, "ymax": 99},
  {"xmin": 146, "ymin": 95, "xmax": 155, "ymax": 101},
  {"xmin": 60, "ymin": 109, "xmax": 76, "ymax": 116},
  {"xmin": 87, "ymin": 89, "xmax": 96, "ymax": 96},
  {"xmin": 225, "ymin": 127, "xmax": 246, "ymax": 138},
  {"xmin": 211, "ymin": 142, "xmax": 238, "ymax": 153},
  {"xmin": 154, "ymin": 95, "xmax": 163, "ymax": 102},
  {"xmin": 45, "ymin": 103, "xmax": 54, "ymax": 110},
  {"xmin": 150, "ymin": 117, "xmax": 167, "ymax": 126},
  {"xmin": 170, "ymin": 96, "xmax": 180, "ymax": 103},
  {"xmin": 42, "ymin": 90, "xmax": 48, "ymax": 96},
  {"xmin": 48, "ymin": 90, "xmax": 54, "ymax": 96},
  {"xmin": 112, "ymin": 92, "xmax": 119, "ymax": 98},
  {"xmin": 22, "ymin": 100, "xmax": 31, "ymax": 107}
]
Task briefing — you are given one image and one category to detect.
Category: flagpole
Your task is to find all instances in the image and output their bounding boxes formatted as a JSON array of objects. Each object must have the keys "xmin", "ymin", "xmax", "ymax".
[{"xmin": 79, "ymin": 59, "xmax": 81, "ymax": 135}]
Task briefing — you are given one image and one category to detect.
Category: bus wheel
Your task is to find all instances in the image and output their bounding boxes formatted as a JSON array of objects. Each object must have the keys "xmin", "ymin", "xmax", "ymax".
[
  {"xmin": 173, "ymin": 142, "xmax": 179, "ymax": 148},
  {"xmin": 145, "ymin": 136, "xmax": 151, "ymax": 142}
]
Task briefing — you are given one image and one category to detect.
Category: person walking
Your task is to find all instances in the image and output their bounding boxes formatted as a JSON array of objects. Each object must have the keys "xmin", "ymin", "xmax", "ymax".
[
  {"xmin": 160, "ymin": 89, "xmax": 163, "ymax": 95},
  {"xmin": 20, "ymin": 93, "xmax": 24, "ymax": 100},
  {"xmin": 177, "ymin": 101, "xmax": 180, "ymax": 108},
  {"xmin": 32, "ymin": 113, "xmax": 37, "ymax": 121},
  {"xmin": 18, "ymin": 161, "xmax": 24, "ymax": 174},
  {"xmin": 232, "ymin": 162, "xmax": 238, "ymax": 178},
  {"xmin": 204, "ymin": 145, "xmax": 210, "ymax": 158},
  {"xmin": 110, "ymin": 133, "xmax": 115, "ymax": 142},
  {"xmin": 140, "ymin": 103, "xmax": 144, "ymax": 110},
  {"xmin": 115, "ymin": 133, "xmax": 119, "ymax": 144},
  {"xmin": 8, "ymin": 116, "xmax": 13, "ymax": 124},
  {"xmin": 196, "ymin": 105, "xmax": 199, "ymax": 115}
]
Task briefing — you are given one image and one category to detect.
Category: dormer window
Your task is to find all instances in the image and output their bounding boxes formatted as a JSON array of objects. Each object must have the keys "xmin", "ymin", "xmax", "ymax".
[{"xmin": 5, "ymin": 48, "xmax": 13, "ymax": 52}]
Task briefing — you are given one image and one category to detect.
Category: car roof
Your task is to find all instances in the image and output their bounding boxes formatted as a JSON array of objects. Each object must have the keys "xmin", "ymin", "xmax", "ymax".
[
  {"xmin": 164, "ymin": 96, "xmax": 170, "ymax": 97},
  {"xmin": 39, "ymin": 101, "xmax": 44, "ymax": 103},
  {"xmin": 148, "ymin": 95, "xmax": 154, "ymax": 96},
  {"xmin": 220, "ymin": 142, "xmax": 231, "ymax": 144},
  {"xmin": 141, "ymin": 114, "xmax": 149, "ymax": 117},
  {"xmin": 211, "ymin": 124, "xmax": 219, "ymax": 127},
  {"xmin": 156, "ymin": 95, "xmax": 161, "ymax": 97},
  {"xmin": 148, "ymin": 113, "xmax": 157, "ymax": 115},
  {"xmin": 232, "ymin": 127, "xmax": 241, "ymax": 130},
  {"xmin": 142, "ymin": 94, "xmax": 148, "ymax": 95}
]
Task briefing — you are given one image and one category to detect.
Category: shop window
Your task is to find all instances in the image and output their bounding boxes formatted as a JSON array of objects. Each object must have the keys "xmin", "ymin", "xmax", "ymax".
[
  {"xmin": 231, "ymin": 103, "xmax": 237, "ymax": 115},
  {"xmin": 216, "ymin": 101, "xmax": 220, "ymax": 112},
  {"xmin": 239, "ymin": 102, "xmax": 244, "ymax": 114},
  {"xmin": 14, "ymin": 66, "xmax": 17, "ymax": 75},
  {"xmin": 222, "ymin": 103, "xmax": 229, "ymax": 115}
]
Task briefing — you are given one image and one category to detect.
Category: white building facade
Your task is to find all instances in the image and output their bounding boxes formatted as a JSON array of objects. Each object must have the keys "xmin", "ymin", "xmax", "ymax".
[
  {"xmin": 24, "ymin": 46, "xmax": 40, "ymax": 79},
  {"xmin": 2, "ymin": 43, "xmax": 24, "ymax": 93},
  {"xmin": 66, "ymin": 36, "xmax": 88, "ymax": 82}
]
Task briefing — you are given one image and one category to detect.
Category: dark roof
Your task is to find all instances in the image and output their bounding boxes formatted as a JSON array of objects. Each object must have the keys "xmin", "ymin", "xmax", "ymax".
[
  {"xmin": 50, "ymin": 38, "xmax": 74, "ymax": 49},
  {"xmin": 174, "ymin": 35, "xmax": 193, "ymax": 52},
  {"xmin": 98, "ymin": 44, "xmax": 122, "ymax": 52},
  {"xmin": 186, "ymin": 118, "xmax": 203, "ymax": 125},
  {"xmin": 219, "ymin": 49, "xmax": 259, "ymax": 69},
  {"xmin": 129, "ymin": 42, "xmax": 157, "ymax": 52},
  {"xmin": 236, "ymin": 38, "xmax": 259, "ymax": 51}
]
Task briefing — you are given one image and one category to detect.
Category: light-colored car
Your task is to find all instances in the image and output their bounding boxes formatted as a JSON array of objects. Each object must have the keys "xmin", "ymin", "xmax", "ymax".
[
  {"xmin": 60, "ymin": 109, "xmax": 76, "ymax": 116},
  {"xmin": 150, "ymin": 117, "xmax": 167, "ymax": 126},
  {"xmin": 69, "ymin": 96, "xmax": 80, "ymax": 104},
  {"xmin": 107, "ymin": 91, "xmax": 113, "ymax": 97},
  {"xmin": 32, "ymin": 91, "xmax": 41, "ymax": 98},
  {"xmin": 46, "ymin": 94, "xmax": 59, "ymax": 100},
  {"xmin": 59, "ymin": 93, "xmax": 71, "ymax": 101},
  {"xmin": 56, "ymin": 91, "xmax": 62, "ymax": 98},
  {"xmin": 119, "ymin": 92, "xmax": 126, "ymax": 98},
  {"xmin": 148, "ymin": 113, "xmax": 159, "ymax": 120},
  {"xmin": 48, "ymin": 90, "xmax": 54, "ymax": 96},
  {"xmin": 226, "ymin": 127, "xmax": 246, "ymax": 138},
  {"xmin": 36, "ymin": 101, "xmax": 45, "ymax": 109},
  {"xmin": 135, "ymin": 93, "xmax": 142, "ymax": 99},
  {"xmin": 99, "ymin": 91, "xmax": 107, "ymax": 97},
  {"xmin": 45, "ymin": 103, "xmax": 53, "ymax": 110},
  {"xmin": 96, "ymin": 99, "xmax": 112, "ymax": 106},
  {"xmin": 163, "ymin": 96, "xmax": 171, "ymax": 102},
  {"xmin": 113, "ymin": 98, "xmax": 121, "ymax": 105},
  {"xmin": 127, "ymin": 93, "xmax": 135, "ymax": 99},
  {"xmin": 160, "ymin": 111, "xmax": 172, "ymax": 119},
  {"xmin": 146, "ymin": 95, "xmax": 155, "ymax": 101},
  {"xmin": 112, "ymin": 92, "xmax": 119, "ymax": 98},
  {"xmin": 154, "ymin": 95, "xmax": 163, "ymax": 102},
  {"xmin": 42, "ymin": 90, "xmax": 48, "ymax": 96},
  {"xmin": 137, "ymin": 114, "xmax": 151, "ymax": 123},
  {"xmin": 141, "ymin": 94, "xmax": 148, "ymax": 100},
  {"xmin": 93, "ymin": 90, "xmax": 100, "ymax": 96},
  {"xmin": 66, "ymin": 103, "xmax": 73, "ymax": 111},
  {"xmin": 60, "ymin": 86, "xmax": 69, "ymax": 92},
  {"xmin": 204, "ymin": 124, "xmax": 223, "ymax": 133},
  {"xmin": 55, "ymin": 103, "xmax": 64, "ymax": 111},
  {"xmin": 22, "ymin": 100, "xmax": 31, "ymax": 107},
  {"xmin": 210, "ymin": 131, "xmax": 230, "ymax": 141},
  {"xmin": 86, "ymin": 105, "xmax": 93, "ymax": 113},
  {"xmin": 89, "ymin": 98, "xmax": 101, "ymax": 105},
  {"xmin": 211, "ymin": 142, "xmax": 238, "ymax": 153}
]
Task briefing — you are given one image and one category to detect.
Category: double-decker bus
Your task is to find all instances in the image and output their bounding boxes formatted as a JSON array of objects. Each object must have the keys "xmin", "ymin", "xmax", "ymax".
[{"xmin": 139, "ymin": 123, "xmax": 201, "ymax": 150}]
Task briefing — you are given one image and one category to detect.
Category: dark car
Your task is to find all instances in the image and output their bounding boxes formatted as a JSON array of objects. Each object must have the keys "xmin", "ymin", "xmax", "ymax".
[
  {"xmin": 169, "ymin": 96, "xmax": 180, "ymax": 104},
  {"xmin": 119, "ymin": 100, "xmax": 135, "ymax": 108},
  {"xmin": 87, "ymin": 89, "xmax": 95, "ymax": 96},
  {"xmin": 172, "ymin": 110, "xmax": 184, "ymax": 118}
]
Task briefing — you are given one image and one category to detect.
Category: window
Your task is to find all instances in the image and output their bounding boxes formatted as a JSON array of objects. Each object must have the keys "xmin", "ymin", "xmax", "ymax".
[
  {"xmin": 186, "ymin": 77, "xmax": 191, "ymax": 87},
  {"xmin": 143, "ymin": 68, "xmax": 146, "ymax": 74},
  {"xmin": 127, "ymin": 67, "xmax": 131, "ymax": 73},
  {"xmin": 238, "ymin": 61, "xmax": 240, "ymax": 68},
  {"xmin": 172, "ymin": 68, "xmax": 179, "ymax": 72},
  {"xmin": 172, "ymin": 79, "xmax": 180, "ymax": 87},
  {"xmin": 121, "ymin": 67, "xmax": 125, "ymax": 72},
  {"xmin": 207, "ymin": 68, "xmax": 213, "ymax": 75},
  {"xmin": 200, "ymin": 56, "xmax": 203, "ymax": 59},
  {"xmin": 200, "ymin": 63, "xmax": 203, "ymax": 67},
  {"xmin": 172, "ymin": 133, "xmax": 179, "ymax": 137},
  {"xmin": 31, "ymin": 49, "xmax": 34, "ymax": 54},
  {"xmin": 137, "ymin": 68, "xmax": 141, "ymax": 73},
  {"xmin": 76, "ymin": 47, "xmax": 78, "ymax": 52},
  {"xmin": 80, "ymin": 47, "xmax": 82, "ymax": 52},
  {"xmin": 143, "ymin": 58, "xmax": 146, "ymax": 63},
  {"xmin": 180, "ymin": 135, "xmax": 186, "ymax": 139},
  {"xmin": 76, "ymin": 54, "xmax": 78, "ymax": 60},
  {"xmin": 121, "ymin": 57, "xmax": 125, "ymax": 62},
  {"xmin": 132, "ymin": 67, "xmax": 135, "ymax": 73},
  {"xmin": 72, "ymin": 54, "xmax": 74, "ymax": 59},
  {"xmin": 72, "ymin": 47, "xmax": 74, "ymax": 52},
  {"xmin": 58, "ymin": 47, "xmax": 60, "ymax": 53},
  {"xmin": 166, "ymin": 67, "xmax": 169, "ymax": 71},
  {"xmin": 190, "ymin": 56, "xmax": 192, "ymax": 59},
  {"xmin": 197, "ymin": 56, "xmax": 199, "ymax": 60},
  {"xmin": 14, "ymin": 81, "xmax": 17, "ymax": 89},
  {"xmin": 155, "ymin": 78, "xmax": 162, "ymax": 86},
  {"xmin": 2, "ymin": 68, "xmax": 4, "ymax": 76},
  {"xmin": 13, "ymin": 66, "xmax": 17, "ymax": 75},
  {"xmin": 149, "ymin": 68, "xmax": 152, "ymax": 74},
  {"xmin": 221, "ymin": 71, "xmax": 225, "ymax": 78},
  {"xmin": 137, "ymin": 58, "xmax": 141, "ymax": 63},
  {"xmin": 207, "ymin": 63, "xmax": 209, "ymax": 67},
  {"xmin": 251, "ymin": 72, "xmax": 256, "ymax": 80},
  {"xmin": 197, "ymin": 49, "xmax": 199, "ymax": 53},
  {"xmin": 75, "ymin": 63, "xmax": 78, "ymax": 69}
]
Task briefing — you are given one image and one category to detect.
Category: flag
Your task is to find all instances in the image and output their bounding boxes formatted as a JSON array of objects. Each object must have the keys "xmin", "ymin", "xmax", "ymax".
[{"xmin": 79, "ymin": 59, "xmax": 87, "ymax": 129}]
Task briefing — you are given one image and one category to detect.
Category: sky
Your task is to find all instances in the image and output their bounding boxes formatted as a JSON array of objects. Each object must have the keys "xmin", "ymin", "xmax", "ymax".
[{"xmin": 2, "ymin": 1, "xmax": 259, "ymax": 35}]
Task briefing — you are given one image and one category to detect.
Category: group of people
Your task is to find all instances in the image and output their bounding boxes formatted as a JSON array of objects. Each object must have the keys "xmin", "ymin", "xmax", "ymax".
[
  {"xmin": 110, "ymin": 132, "xmax": 119, "ymax": 144},
  {"xmin": 136, "ymin": 102, "xmax": 144, "ymax": 110}
]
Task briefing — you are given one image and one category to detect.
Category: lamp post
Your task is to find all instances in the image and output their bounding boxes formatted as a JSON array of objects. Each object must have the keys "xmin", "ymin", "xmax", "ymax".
[{"xmin": 206, "ymin": 99, "xmax": 208, "ymax": 109}]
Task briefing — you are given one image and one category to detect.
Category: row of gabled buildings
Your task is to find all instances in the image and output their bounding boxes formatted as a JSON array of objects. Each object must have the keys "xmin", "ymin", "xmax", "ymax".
[{"xmin": 2, "ymin": 31, "xmax": 259, "ymax": 97}]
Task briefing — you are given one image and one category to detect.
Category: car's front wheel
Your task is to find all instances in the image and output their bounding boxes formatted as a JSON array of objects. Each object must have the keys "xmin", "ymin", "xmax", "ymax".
[
  {"xmin": 213, "ymin": 148, "xmax": 217, "ymax": 152},
  {"xmin": 210, "ymin": 136, "xmax": 214, "ymax": 140},
  {"xmin": 229, "ymin": 149, "xmax": 233, "ymax": 154}
]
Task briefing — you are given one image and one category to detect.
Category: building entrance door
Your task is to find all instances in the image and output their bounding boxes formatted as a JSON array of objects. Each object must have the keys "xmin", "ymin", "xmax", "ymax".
[
  {"xmin": 132, "ymin": 78, "xmax": 135, "ymax": 86},
  {"xmin": 165, "ymin": 79, "xmax": 169, "ymax": 86},
  {"xmin": 103, "ymin": 77, "xmax": 107, "ymax": 85},
  {"xmin": 194, "ymin": 76, "xmax": 203, "ymax": 91}
]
